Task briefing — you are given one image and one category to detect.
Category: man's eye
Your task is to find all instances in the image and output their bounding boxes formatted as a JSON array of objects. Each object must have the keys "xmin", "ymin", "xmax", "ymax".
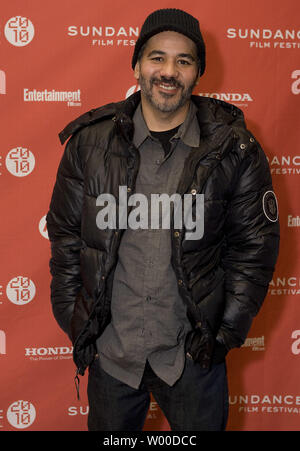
[
  {"xmin": 151, "ymin": 57, "xmax": 163, "ymax": 62},
  {"xmin": 178, "ymin": 60, "xmax": 191, "ymax": 65}
]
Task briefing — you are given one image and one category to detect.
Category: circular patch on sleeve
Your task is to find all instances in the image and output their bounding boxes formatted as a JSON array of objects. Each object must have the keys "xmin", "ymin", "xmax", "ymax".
[{"xmin": 262, "ymin": 190, "xmax": 278, "ymax": 222}]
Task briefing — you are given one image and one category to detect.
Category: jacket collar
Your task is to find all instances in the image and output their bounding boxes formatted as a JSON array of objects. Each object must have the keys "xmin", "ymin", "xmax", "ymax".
[{"xmin": 59, "ymin": 90, "xmax": 245, "ymax": 150}]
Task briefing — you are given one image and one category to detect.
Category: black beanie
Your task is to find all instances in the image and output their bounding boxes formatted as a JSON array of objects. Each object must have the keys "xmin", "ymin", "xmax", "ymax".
[{"xmin": 132, "ymin": 8, "xmax": 206, "ymax": 76}]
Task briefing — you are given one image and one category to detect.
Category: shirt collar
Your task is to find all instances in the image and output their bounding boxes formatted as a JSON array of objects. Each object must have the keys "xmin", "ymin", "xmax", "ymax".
[{"xmin": 132, "ymin": 100, "xmax": 200, "ymax": 149}]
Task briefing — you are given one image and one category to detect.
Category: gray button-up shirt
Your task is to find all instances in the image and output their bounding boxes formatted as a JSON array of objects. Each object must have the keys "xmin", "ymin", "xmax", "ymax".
[{"xmin": 96, "ymin": 101, "xmax": 200, "ymax": 389}]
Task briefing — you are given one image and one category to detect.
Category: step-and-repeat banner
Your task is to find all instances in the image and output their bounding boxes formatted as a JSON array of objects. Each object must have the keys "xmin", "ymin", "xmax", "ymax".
[{"xmin": 1, "ymin": 0, "xmax": 299, "ymax": 431}]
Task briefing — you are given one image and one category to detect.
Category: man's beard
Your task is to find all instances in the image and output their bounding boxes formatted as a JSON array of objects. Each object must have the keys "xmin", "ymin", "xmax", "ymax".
[{"xmin": 138, "ymin": 73, "xmax": 197, "ymax": 113}]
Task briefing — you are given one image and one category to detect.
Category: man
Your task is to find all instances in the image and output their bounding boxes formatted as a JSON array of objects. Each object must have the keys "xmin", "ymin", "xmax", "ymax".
[{"xmin": 46, "ymin": 9, "xmax": 280, "ymax": 431}]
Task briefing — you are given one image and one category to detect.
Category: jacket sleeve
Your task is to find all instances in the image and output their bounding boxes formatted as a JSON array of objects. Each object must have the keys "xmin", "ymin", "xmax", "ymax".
[
  {"xmin": 46, "ymin": 133, "xmax": 84, "ymax": 341},
  {"xmin": 217, "ymin": 136, "xmax": 280, "ymax": 351}
]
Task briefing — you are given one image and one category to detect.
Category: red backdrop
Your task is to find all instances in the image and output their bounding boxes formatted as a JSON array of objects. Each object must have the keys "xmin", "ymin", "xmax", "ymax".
[{"xmin": 1, "ymin": 0, "xmax": 299, "ymax": 431}]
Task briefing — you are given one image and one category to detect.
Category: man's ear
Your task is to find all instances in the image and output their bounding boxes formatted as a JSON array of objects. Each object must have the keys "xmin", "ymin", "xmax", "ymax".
[{"xmin": 134, "ymin": 62, "xmax": 140, "ymax": 81}]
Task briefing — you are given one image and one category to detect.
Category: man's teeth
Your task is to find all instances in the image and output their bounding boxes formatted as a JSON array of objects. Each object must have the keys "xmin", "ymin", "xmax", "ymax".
[{"xmin": 159, "ymin": 84, "xmax": 176, "ymax": 90}]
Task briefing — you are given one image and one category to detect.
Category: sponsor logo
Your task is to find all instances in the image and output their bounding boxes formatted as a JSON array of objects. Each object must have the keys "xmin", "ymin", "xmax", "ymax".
[
  {"xmin": 24, "ymin": 89, "xmax": 81, "ymax": 107},
  {"xmin": 67, "ymin": 25, "xmax": 138, "ymax": 47},
  {"xmin": 0, "ymin": 331, "xmax": 6, "ymax": 355},
  {"xmin": 198, "ymin": 92, "xmax": 253, "ymax": 107},
  {"xmin": 7, "ymin": 400, "xmax": 36, "ymax": 429},
  {"xmin": 291, "ymin": 330, "xmax": 300, "ymax": 355},
  {"xmin": 268, "ymin": 277, "xmax": 300, "ymax": 296},
  {"xmin": 5, "ymin": 147, "xmax": 35, "ymax": 177},
  {"xmin": 288, "ymin": 215, "xmax": 300, "ymax": 227},
  {"xmin": 25, "ymin": 346, "xmax": 73, "ymax": 361},
  {"xmin": 0, "ymin": 70, "xmax": 6, "ymax": 95},
  {"xmin": 126, "ymin": 84, "xmax": 141, "ymax": 99},
  {"xmin": 39, "ymin": 215, "xmax": 49, "ymax": 240},
  {"xmin": 242, "ymin": 336, "xmax": 265, "ymax": 351},
  {"xmin": 6, "ymin": 276, "xmax": 36, "ymax": 306},
  {"xmin": 230, "ymin": 394, "xmax": 300, "ymax": 414},
  {"xmin": 67, "ymin": 401, "xmax": 158, "ymax": 418},
  {"xmin": 5, "ymin": 16, "xmax": 35, "ymax": 47},
  {"xmin": 68, "ymin": 406, "xmax": 89, "ymax": 416},
  {"xmin": 227, "ymin": 28, "xmax": 300, "ymax": 49},
  {"xmin": 291, "ymin": 70, "xmax": 300, "ymax": 95},
  {"xmin": 267, "ymin": 155, "xmax": 300, "ymax": 176}
]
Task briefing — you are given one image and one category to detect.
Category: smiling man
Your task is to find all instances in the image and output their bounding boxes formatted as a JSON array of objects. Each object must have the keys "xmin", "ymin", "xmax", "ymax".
[
  {"xmin": 46, "ymin": 9, "xmax": 279, "ymax": 431},
  {"xmin": 135, "ymin": 31, "xmax": 199, "ymax": 120}
]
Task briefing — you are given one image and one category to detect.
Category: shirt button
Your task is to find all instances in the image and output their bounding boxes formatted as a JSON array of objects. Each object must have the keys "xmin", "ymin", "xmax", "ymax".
[
  {"xmin": 178, "ymin": 279, "xmax": 183, "ymax": 285},
  {"xmin": 174, "ymin": 231, "xmax": 180, "ymax": 237},
  {"xmin": 155, "ymin": 159, "xmax": 161, "ymax": 165}
]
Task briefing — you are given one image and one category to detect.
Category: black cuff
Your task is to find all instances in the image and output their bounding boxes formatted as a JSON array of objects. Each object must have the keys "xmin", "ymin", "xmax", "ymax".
[{"xmin": 211, "ymin": 339, "xmax": 229, "ymax": 364}]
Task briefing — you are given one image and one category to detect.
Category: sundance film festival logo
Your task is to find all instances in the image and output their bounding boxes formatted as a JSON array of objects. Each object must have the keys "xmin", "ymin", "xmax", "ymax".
[
  {"xmin": 96, "ymin": 186, "xmax": 204, "ymax": 240},
  {"xmin": 4, "ymin": 16, "xmax": 34, "ymax": 47},
  {"xmin": 227, "ymin": 28, "xmax": 300, "ymax": 49},
  {"xmin": 6, "ymin": 276, "xmax": 36, "ymax": 306},
  {"xmin": 7, "ymin": 401, "xmax": 36, "ymax": 429},
  {"xmin": 267, "ymin": 154, "xmax": 300, "ymax": 176},
  {"xmin": 230, "ymin": 394, "xmax": 300, "ymax": 414},
  {"xmin": 67, "ymin": 25, "xmax": 138, "ymax": 47},
  {"xmin": 5, "ymin": 147, "xmax": 35, "ymax": 177},
  {"xmin": 268, "ymin": 276, "xmax": 300, "ymax": 296}
]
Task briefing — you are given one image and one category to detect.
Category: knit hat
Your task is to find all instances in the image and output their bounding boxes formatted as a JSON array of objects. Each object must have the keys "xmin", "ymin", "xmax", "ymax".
[{"xmin": 132, "ymin": 8, "xmax": 206, "ymax": 76}]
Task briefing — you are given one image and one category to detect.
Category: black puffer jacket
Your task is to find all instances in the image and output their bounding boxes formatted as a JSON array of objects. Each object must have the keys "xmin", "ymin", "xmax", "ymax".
[{"xmin": 46, "ymin": 91, "xmax": 280, "ymax": 376}]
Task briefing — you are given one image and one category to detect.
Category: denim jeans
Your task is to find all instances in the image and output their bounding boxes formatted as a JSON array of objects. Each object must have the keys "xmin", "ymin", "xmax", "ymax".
[{"xmin": 87, "ymin": 356, "xmax": 229, "ymax": 431}]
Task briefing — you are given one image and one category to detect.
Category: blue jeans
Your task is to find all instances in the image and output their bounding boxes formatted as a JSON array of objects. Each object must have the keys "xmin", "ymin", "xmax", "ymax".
[{"xmin": 87, "ymin": 356, "xmax": 229, "ymax": 431}]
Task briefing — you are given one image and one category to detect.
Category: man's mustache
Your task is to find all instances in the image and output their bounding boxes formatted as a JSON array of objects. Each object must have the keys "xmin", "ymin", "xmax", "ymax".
[{"xmin": 150, "ymin": 76, "xmax": 184, "ymax": 89}]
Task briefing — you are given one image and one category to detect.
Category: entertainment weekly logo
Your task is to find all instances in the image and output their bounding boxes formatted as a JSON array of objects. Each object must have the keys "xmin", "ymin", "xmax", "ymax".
[
  {"xmin": 242, "ymin": 336, "xmax": 265, "ymax": 351},
  {"xmin": 227, "ymin": 28, "xmax": 300, "ymax": 49},
  {"xmin": 23, "ymin": 89, "xmax": 82, "ymax": 107},
  {"xmin": 125, "ymin": 85, "xmax": 253, "ymax": 107},
  {"xmin": 67, "ymin": 24, "xmax": 139, "ymax": 47},
  {"xmin": 230, "ymin": 394, "xmax": 300, "ymax": 414}
]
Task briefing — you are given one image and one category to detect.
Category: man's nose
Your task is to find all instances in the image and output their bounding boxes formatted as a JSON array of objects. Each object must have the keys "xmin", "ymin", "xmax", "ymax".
[{"xmin": 159, "ymin": 60, "xmax": 179, "ymax": 79}]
